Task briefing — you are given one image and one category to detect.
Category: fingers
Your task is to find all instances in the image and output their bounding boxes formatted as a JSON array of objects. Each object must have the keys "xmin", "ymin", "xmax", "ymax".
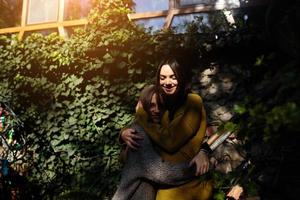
[
  {"xmin": 126, "ymin": 142, "xmax": 137, "ymax": 150},
  {"xmin": 194, "ymin": 161, "xmax": 210, "ymax": 176},
  {"xmin": 131, "ymin": 134, "xmax": 143, "ymax": 140},
  {"xmin": 126, "ymin": 138, "xmax": 139, "ymax": 150},
  {"xmin": 201, "ymin": 163, "xmax": 209, "ymax": 174},
  {"xmin": 190, "ymin": 152, "xmax": 211, "ymax": 176},
  {"xmin": 125, "ymin": 129, "xmax": 143, "ymax": 140},
  {"xmin": 129, "ymin": 138, "xmax": 141, "ymax": 148},
  {"xmin": 121, "ymin": 128, "xmax": 143, "ymax": 150},
  {"xmin": 190, "ymin": 157, "xmax": 200, "ymax": 176},
  {"xmin": 202, "ymin": 161, "xmax": 210, "ymax": 174},
  {"xmin": 125, "ymin": 128, "xmax": 136, "ymax": 133},
  {"xmin": 196, "ymin": 163, "xmax": 202, "ymax": 176},
  {"xmin": 189, "ymin": 159, "xmax": 202, "ymax": 176},
  {"xmin": 195, "ymin": 165, "xmax": 200, "ymax": 176},
  {"xmin": 126, "ymin": 134, "xmax": 142, "ymax": 150}
]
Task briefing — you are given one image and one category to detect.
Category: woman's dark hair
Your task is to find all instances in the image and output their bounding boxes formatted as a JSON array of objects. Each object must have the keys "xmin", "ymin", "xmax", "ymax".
[{"xmin": 155, "ymin": 56, "xmax": 191, "ymax": 119}]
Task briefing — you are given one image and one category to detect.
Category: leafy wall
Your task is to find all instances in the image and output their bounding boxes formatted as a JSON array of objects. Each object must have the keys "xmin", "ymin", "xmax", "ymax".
[{"xmin": 0, "ymin": 1, "xmax": 155, "ymax": 198}]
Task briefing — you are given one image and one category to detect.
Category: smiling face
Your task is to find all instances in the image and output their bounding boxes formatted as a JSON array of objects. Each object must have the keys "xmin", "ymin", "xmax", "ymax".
[{"xmin": 159, "ymin": 64, "xmax": 178, "ymax": 95}]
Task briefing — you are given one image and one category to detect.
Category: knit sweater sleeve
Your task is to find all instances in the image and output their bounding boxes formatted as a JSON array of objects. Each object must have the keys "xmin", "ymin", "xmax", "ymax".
[{"xmin": 135, "ymin": 94, "xmax": 204, "ymax": 154}]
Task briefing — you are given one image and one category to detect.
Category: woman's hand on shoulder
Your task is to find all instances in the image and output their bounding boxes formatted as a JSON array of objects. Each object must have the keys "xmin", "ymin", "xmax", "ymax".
[{"xmin": 121, "ymin": 128, "xmax": 143, "ymax": 150}]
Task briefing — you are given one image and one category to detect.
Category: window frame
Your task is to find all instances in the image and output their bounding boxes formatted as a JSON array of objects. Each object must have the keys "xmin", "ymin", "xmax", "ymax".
[
  {"xmin": 0, "ymin": 0, "xmax": 268, "ymax": 39},
  {"xmin": 0, "ymin": 0, "xmax": 88, "ymax": 39},
  {"xmin": 128, "ymin": 0, "xmax": 267, "ymax": 30}
]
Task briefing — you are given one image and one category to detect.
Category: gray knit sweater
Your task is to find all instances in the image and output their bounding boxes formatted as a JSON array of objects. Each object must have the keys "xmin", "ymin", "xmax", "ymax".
[{"xmin": 112, "ymin": 123, "xmax": 196, "ymax": 200}]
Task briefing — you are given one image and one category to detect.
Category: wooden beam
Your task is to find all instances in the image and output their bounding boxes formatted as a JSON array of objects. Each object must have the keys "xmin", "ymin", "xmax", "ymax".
[
  {"xmin": 0, "ymin": 27, "xmax": 21, "ymax": 34},
  {"xmin": 127, "ymin": 4, "xmax": 238, "ymax": 22},
  {"xmin": 0, "ymin": 19, "xmax": 87, "ymax": 35},
  {"xmin": 128, "ymin": 10, "xmax": 169, "ymax": 20},
  {"xmin": 22, "ymin": 19, "xmax": 87, "ymax": 31},
  {"xmin": 128, "ymin": 0, "xmax": 269, "ymax": 20},
  {"xmin": 172, "ymin": 5, "xmax": 215, "ymax": 15},
  {"xmin": 21, "ymin": 0, "xmax": 28, "ymax": 27},
  {"xmin": 60, "ymin": 19, "xmax": 87, "ymax": 27},
  {"xmin": 58, "ymin": 0, "xmax": 66, "ymax": 37},
  {"xmin": 19, "ymin": 0, "xmax": 29, "ymax": 39},
  {"xmin": 169, "ymin": 0, "xmax": 176, "ymax": 9},
  {"xmin": 164, "ymin": 10, "xmax": 175, "ymax": 29}
]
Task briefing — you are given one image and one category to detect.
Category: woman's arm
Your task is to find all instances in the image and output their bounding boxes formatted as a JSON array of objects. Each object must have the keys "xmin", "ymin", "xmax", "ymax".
[
  {"xmin": 119, "ymin": 100, "xmax": 144, "ymax": 150},
  {"xmin": 135, "ymin": 94, "xmax": 204, "ymax": 153}
]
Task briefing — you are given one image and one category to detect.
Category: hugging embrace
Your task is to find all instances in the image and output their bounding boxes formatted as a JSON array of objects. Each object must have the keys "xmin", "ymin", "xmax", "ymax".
[{"xmin": 113, "ymin": 56, "xmax": 213, "ymax": 200}]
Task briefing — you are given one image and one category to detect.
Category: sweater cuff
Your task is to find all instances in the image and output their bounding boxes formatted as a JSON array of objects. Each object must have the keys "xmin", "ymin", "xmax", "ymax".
[{"xmin": 200, "ymin": 142, "xmax": 213, "ymax": 154}]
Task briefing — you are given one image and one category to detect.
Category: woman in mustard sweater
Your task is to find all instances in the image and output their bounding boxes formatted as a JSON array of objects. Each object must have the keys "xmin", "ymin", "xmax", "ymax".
[{"xmin": 134, "ymin": 56, "xmax": 213, "ymax": 200}]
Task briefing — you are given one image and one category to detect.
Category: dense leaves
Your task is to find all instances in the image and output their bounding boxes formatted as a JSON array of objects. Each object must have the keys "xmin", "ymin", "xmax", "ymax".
[{"xmin": 0, "ymin": 1, "xmax": 153, "ymax": 198}]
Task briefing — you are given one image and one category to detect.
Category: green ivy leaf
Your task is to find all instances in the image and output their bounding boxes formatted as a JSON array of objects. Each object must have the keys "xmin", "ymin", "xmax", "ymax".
[
  {"xmin": 69, "ymin": 117, "xmax": 77, "ymax": 125},
  {"xmin": 213, "ymin": 190, "xmax": 226, "ymax": 200},
  {"xmin": 117, "ymin": 61, "xmax": 127, "ymax": 69},
  {"xmin": 233, "ymin": 103, "xmax": 247, "ymax": 114},
  {"xmin": 103, "ymin": 53, "xmax": 114, "ymax": 63},
  {"xmin": 26, "ymin": 64, "xmax": 31, "ymax": 70}
]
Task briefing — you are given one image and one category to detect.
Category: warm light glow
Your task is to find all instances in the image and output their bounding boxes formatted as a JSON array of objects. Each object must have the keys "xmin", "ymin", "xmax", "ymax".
[
  {"xmin": 64, "ymin": 0, "xmax": 93, "ymax": 20},
  {"xmin": 27, "ymin": 0, "xmax": 59, "ymax": 24}
]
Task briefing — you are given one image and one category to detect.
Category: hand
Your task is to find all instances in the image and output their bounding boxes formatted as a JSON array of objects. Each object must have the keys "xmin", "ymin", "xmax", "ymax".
[
  {"xmin": 189, "ymin": 150, "xmax": 210, "ymax": 176},
  {"xmin": 121, "ymin": 128, "xmax": 143, "ymax": 150}
]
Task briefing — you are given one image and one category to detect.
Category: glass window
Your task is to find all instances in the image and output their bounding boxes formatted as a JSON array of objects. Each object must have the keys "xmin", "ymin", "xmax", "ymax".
[
  {"xmin": 219, "ymin": 0, "xmax": 240, "ymax": 8},
  {"xmin": 171, "ymin": 13, "xmax": 210, "ymax": 33},
  {"xmin": 135, "ymin": 17, "xmax": 165, "ymax": 33},
  {"xmin": 180, "ymin": 0, "xmax": 212, "ymax": 6},
  {"xmin": 0, "ymin": 0, "xmax": 22, "ymax": 28},
  {"xmin": 133, "ymin": 0, "xmax": 168, "ymax": 13},
  {"xmin": 64, "ymin": 0, "xmax": 93, "ymax": 20},
  {"xmin": 180, "ymin": 0, "xmax": 240, "ymax": 7},
  {"xmin": 27, "ymin": 0, "xmax": 59, "ymax": 24}
]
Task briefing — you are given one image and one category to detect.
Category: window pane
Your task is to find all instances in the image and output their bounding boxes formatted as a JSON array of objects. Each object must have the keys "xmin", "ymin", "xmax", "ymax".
[
  {"xmin": 180, "ymin": 0, "xmax": 211, "ymax": 6},
  {"xmin": 27, "ymin": 0, "xmax": 59, "ymax": 24},
  {"xmin": 135, "ymin": 17, "xmax": 165, "ymax": 33},
  {"xmin": 0, "ymin": 0, "xmax": 22, "ymax": 28},
  {"xmin": 171, "ymin": 13, "xmax": 209, "ymax": 33},
  {"xmin": 180, "ymin": 0, "xmax": 240, "ymax": 7},
  {"xmin": 64, "ymin": 0, "xmax": 93, "ymax": 20},
  {"xmin": 133, "ymin": 0, "xmax": 168, "ymax": 13}
]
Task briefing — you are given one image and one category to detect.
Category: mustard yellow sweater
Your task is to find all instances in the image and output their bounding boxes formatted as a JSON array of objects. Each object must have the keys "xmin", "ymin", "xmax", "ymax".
[
  {"xmin": 135, "ymin": 93, "xmax": 207, "ymax": 163},
  {"xmin": 135, "ymin": 93, "xmax": 212, "ymax": 200}
]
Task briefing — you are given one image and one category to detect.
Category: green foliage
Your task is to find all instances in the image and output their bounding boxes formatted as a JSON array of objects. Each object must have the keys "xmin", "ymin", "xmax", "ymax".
[{"xmin": 0, "ymin": 1, "xmax": 157, "ymax": 198}]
